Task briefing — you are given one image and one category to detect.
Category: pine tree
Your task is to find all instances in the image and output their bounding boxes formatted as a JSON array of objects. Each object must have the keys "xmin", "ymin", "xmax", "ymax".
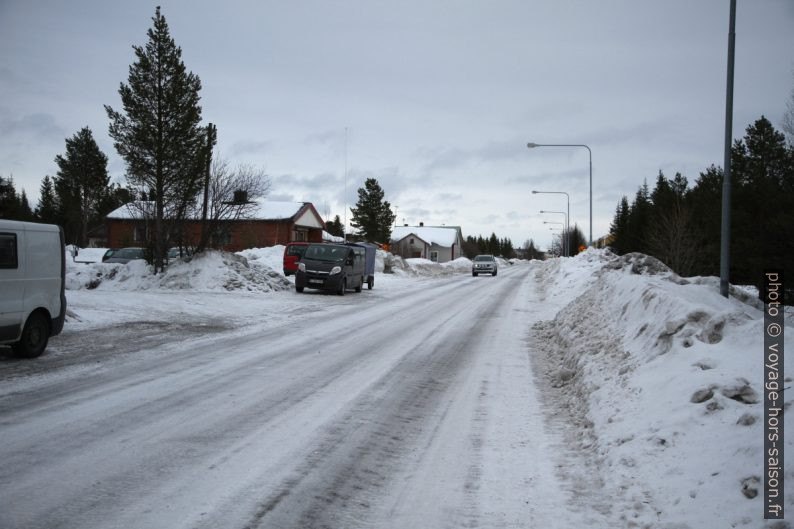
[
  {"xmin": 325, "ymin": 215, "xmax": 344, "ymax": 237},
  {"xmin": 349, "ymin": 178, "xmax": 396, "ymax": 242},
  {"xmin": 36, "ymin": 175, "xmax": 59, "ymax": 224},
  {"xmin": 106, "ymin": 6, "xmax": 205, "ymax": 271},
  {"xmin": 609, "ymin": 195, "xmax": 630, "ymax": 254},
  {"xmin": 54, "ymin": 127, "xmax": 110, "ymax": 245},
  {"xmin": 625, "ymin": 180, "xmax": 651, "ymax": 254},
  {"xmin": 0, "ymin": 175, "xmax": 21, "ymax": 219},
  {"xmin": 488, "ymin": 233, "xmax": 499, "ymax": 255},
  {"xmin": 18, "ymin": 190, "xmax": 34, "ymax": 221}
]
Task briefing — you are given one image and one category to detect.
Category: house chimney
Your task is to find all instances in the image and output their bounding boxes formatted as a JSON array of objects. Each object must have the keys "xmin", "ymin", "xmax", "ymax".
[{"xmin": 419, "ymin": 221, "xmax": 424, "ymax": 227}]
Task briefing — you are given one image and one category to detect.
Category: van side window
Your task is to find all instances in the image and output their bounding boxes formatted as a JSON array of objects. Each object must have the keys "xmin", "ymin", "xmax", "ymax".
[{"xmin": 0, "ymin": 233, "xmax": 18, "ymax": 269}]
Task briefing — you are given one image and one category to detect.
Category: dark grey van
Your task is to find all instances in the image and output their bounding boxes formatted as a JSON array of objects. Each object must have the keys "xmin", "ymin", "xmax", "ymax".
[{"xmin": 295, "ymin": 243, "xmax": 365, "ymax": 295}]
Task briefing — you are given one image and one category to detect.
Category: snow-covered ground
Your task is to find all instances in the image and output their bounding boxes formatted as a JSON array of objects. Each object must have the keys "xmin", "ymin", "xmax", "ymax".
[
  {"xmin": 530, "ymin": 250, "xmax": 793, "ymax": 528},
  {"xmin": 1, "ymin": 247, "xmax": 790, "ymax": 528}
]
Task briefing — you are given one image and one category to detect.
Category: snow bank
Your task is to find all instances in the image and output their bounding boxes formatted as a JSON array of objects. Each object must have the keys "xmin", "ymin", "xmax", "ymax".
[
  {"xmin": 66, "ymin": 251, "xmax": 290, "ymax": 293},
  {"xmin": 533, "ymin": 249, "xmax": 792, "ymax": 528},
  {"xmin": 236, "ymin": 245, "xmax": 285, "ymax": 274},
  {"xmin": 381, "ymin": 253, "xmax": 474, "ymax": 277},
  {"xmin": 72, "ymin": 247, "xmax": 108, "ymax": 264}
]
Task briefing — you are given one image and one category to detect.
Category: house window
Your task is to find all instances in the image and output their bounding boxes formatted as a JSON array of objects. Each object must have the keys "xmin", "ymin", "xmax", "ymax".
[
  {"xmin": 409, "ymin": 238, "xmax": 414, "ymax": 244},
  {"xmin": 133, "ymin": 224, "xmax": 149, "ymax": 242},
  {"xmin": 293, "ymin": 229, "xmax": 307, "ymax": 242},
  {"xmin": 430, "ymin": 251, "xmax": 438, "ymax": 262},
  {"xmin": 212, "ymin": 228, "xmax": 232, "ymax": 247},
  {"xmin": 0, "ymin": 233, "xmax": 18, "ymax": 269}
]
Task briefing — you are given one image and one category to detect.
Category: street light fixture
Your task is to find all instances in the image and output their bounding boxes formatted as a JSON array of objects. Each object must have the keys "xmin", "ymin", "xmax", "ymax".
[
  {"xmin": 532, "ymin": 190, "xmax": 570, "ymax": 255},
  {"xmin": 527, "ymin": 143, "xmax": 592, "ymax": 246},
  {"xmin": 540, "ymin": 210, "xmax": 568, "ymax": 256}
]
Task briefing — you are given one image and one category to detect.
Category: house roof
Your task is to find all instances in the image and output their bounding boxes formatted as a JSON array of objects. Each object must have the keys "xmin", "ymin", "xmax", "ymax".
[
  {"xmin": 106, "ymin": 200, "xmax": 312, "ymax": 221},
  {"xmin": 391, "ymin": 226, "xmax": 459, "ymax": 247}
]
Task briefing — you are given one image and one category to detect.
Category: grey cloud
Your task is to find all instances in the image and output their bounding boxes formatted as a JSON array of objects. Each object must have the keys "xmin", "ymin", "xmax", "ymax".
[
  {"xmin": 267, "ymin": 193, "xmax": 296, "ymax": 202},
  {"xmin": 0, "ymin": 109, "xmax": 64, "ymax": 141},
  {"xmin": 228, "ymin": 139, "xmax": 272, "ymax": 158},
  {"xmin": 435, "ymin": 192, "xmax": 463, "ymax": 202},
  {"xmin": 418, "ymin": 139, "xmax": 528, "ymax": 173}
]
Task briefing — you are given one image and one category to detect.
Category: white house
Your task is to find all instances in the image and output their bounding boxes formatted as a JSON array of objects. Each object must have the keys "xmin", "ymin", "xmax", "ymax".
[{"xmin": 390, "ymin": 224, "xmax": 464, "ymax": 263}]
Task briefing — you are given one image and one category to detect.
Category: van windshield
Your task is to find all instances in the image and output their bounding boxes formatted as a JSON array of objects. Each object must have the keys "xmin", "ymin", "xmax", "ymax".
[{"xmin": 304, "ymin": 245, "xmax": 349, "ymax": 262}]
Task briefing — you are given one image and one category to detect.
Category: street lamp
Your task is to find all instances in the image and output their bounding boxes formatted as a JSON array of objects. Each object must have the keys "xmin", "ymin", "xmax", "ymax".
[
  {"xmin": 527, "ymin": 143, "xmax": 592, "ymax": 246},
  {"xmin": 540, "ymin": 210, "xmax": 568, "ymax": 256},
  {"xmin": 545, "ymin": 223, "xmax": 564, "ymax": 257},
  {"xmin": 532, "ymin": 190, "xmax": 570, "ymax": 255}
]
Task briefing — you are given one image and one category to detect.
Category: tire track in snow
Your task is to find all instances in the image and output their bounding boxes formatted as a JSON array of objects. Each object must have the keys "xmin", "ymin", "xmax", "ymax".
[{"xmin": 241, "ymin": 270, "xmax": 526, "ymax": 529}]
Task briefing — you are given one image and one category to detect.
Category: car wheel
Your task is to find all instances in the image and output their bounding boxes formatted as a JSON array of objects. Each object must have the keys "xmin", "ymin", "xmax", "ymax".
[
  {"xmin": 12, "ymin": 311, "xmax": 50, "ymax": 359},
  {"xmin": 338, "ymin": 278, "xmax": 346, "ymax": 296},
  {"xmin": 473, "ymin": 272, "xmax": 478, "ymax": 277},
  {"xmin": 493, "ymin": 270, "xmax": 497, "ymax": 276},
  {"xmin": 296, "ymin": 286, "xmax": 304, "ymax": 293}
]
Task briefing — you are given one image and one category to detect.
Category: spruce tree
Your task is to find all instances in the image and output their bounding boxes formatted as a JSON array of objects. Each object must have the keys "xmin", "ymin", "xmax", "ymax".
[
  {"xmin": 349, "ymin": 178, "xmax": 396, "ymax": 242},
  {"xmin": 0, "ymin": 175, "xmax": 20, "ymax": 219},
  {"xmin": 609, "ymin": 195, "xmax": 630, "ymax": 254},
  {"xmin": 54, "ymin": 127, "xmax": 110, "ymax": 245},
  {"xmin": 36, "ymin": 175, "xmax": 59, "ymax": 224},
  {"xmin": 18, "ymin": 191, "xmax": 34, "ymax": 221},
  {"xmin": 325, "ymin": 215, "xmax": 344, "ymax": 237},
  {"xmin": 106, "ymin": 6, "xmax": 204, "ymax": 271}
]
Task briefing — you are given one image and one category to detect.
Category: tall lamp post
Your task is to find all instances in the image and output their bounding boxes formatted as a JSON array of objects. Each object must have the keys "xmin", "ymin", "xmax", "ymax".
[
  {"xmin": 527, "ymin": 143, "xmax": 592, "ymax": 246},
  {"xmin": 540, "ymin": 210, "xmax": 568, "ymax": 256},
  {"xmin": 719, "ymin": 0, "xmax": 736, "ymax": 298},
  {"xmin": 543, "ymin": 221, "xmax": 565, "ymax": 257}
]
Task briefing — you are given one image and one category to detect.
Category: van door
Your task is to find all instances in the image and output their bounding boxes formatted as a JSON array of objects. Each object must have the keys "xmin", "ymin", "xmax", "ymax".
[{"xmin": 0, "ymin": 230, "xmax": 24, "ymax": 340}]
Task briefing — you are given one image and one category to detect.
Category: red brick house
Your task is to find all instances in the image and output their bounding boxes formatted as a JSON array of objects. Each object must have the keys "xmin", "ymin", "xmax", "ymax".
[{"xmin": 105, "ymin": 201, "xmax": 325, "ymax": 251}]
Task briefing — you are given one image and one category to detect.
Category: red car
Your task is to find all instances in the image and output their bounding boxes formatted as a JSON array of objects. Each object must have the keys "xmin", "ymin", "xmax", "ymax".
[{"xmin": 283, "ymin": 242, "xmax": 310, "ymax": 276}]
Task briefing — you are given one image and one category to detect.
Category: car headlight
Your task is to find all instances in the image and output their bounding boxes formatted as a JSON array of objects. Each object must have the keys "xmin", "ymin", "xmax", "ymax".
[
  {"xmin": 298, "ymin": 262, "xmax": 306, "ymax": 272},
  {"xmin": 330, "ymin": 266, "xmax": 342, "ymax": 275}
]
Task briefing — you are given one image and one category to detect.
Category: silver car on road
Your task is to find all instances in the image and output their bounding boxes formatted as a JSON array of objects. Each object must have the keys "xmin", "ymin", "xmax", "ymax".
[{"xmin": 472, "ymin": 254, "xmax": 497, "ymax": 277}]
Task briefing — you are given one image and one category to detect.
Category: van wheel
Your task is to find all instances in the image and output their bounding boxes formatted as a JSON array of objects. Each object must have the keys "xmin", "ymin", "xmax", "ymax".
[
  {"xmin": 367, "ymin": 277, "xmax": 373, "ymax": 290},
  {"xmin": 296, "ymin": 286, "xmax": 304, "ymax": 293},
  {"xmin": 12, "ymin": 311, "xmax": 50, "ymax": 359},
  {"xmin": 355, "ymin": 277, "xmax": 363, "ymax": 293},
  {"xmin": 338, "ymin": 278, "xmax": 346, "ymax": 296}
]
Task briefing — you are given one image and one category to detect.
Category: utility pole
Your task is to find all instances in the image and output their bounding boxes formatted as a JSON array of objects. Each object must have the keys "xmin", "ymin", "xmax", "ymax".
[
  {"xmin": 719, "ymin": 0, "xmax": 736, "ymax": 298},
  {"xmin": 343, "ymin": 127, "xmax": 348, "ymax": 243}
]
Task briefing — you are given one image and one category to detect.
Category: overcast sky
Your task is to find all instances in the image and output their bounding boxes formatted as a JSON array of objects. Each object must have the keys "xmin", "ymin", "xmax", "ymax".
[{"xmin": 2, "ymin": 0, "xmax": 793, "ymax": 249}]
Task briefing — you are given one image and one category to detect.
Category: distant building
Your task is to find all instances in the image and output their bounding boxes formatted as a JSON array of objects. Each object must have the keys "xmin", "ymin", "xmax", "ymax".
[
  {"xmin": 105, "ymin": 200, "xmax": 325, "ymax": 251},
  {"xmin": 390, "ymin": 223, "xmax": 464, "ymax": 263}
]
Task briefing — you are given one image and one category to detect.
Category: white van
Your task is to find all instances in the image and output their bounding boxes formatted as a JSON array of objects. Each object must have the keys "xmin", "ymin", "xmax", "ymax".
[{"xmin": 0, "ymin": 220, "xmax": 66, "ymax": 357}]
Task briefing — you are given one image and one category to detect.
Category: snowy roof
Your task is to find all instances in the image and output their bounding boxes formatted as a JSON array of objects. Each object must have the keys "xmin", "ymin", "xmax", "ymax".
[
  {"xmin": 322, "ymin": 231, "xmax": 344, "ymax": 243},
  {"xmin": 391, "ymin": 226, "xmax": 459, "ymax": 247},
  {"xmin": 106, "ymin": 200, "xmax": 308, "ymax": 221}
]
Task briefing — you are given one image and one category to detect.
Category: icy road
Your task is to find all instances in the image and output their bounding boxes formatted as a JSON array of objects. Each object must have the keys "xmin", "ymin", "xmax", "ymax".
[{"xmin": 0, "ymin": 263, "xmax": 609, "ymax": 528}]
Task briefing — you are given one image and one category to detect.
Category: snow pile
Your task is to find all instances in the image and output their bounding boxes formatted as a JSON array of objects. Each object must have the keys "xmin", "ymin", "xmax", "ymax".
[
  {"xmin": 532, "ymin": 249, "xmax": 792, "ymax": 528},
  {"xmin": 66, "ymin": 251, "xmax": 290, "ymax": 292},
  {"xmin": 381, "ymin": 253, "xmax": 473, "ymax": 277},
  {"xmin": 236, "ymin": 245, "xmax": 285, "ymax": 274},
  {"xmin": 72, "ymin": 247, "xmax": 108, "ymax": 264}
]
